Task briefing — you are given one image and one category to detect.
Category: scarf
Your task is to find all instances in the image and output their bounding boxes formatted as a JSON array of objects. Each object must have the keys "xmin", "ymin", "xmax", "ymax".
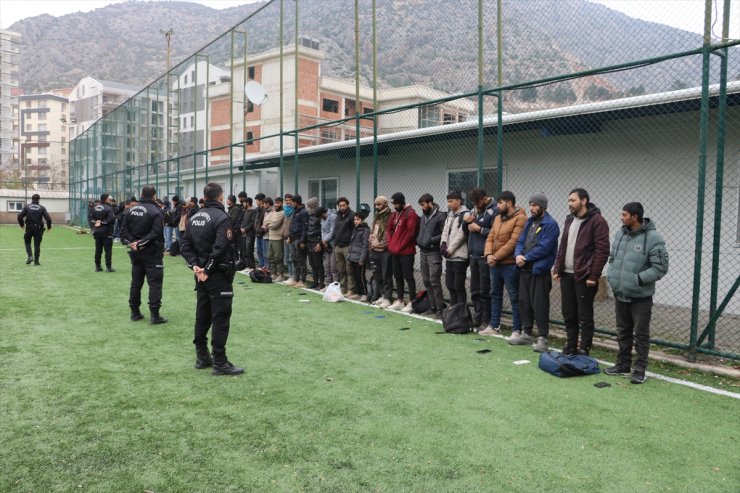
[{"xmin": 373, "ymin": 206, "xmax": 391, "ymax": 240}]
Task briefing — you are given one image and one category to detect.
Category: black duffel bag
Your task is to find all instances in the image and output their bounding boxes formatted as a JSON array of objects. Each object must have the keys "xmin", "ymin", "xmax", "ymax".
[{"xmin": 441, "ymin": 302, "xmax": 472, "ymax": 334}]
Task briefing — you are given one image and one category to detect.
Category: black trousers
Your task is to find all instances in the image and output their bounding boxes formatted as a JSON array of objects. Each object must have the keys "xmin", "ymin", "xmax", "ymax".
[
  {"xmin": 469, "ymin": 256, "xmax": 490, "ymax": 324},
  {"xmin": 369, "ymin": 250, "xmax": 393, "ymax": 302},
  {"xmin": 244, "ymin": 233, "xmax": 256, "ymax": 269},
  {"xmin": 24, "ymin": 228, "xmax": 43, "ymax": 261},
  {"xmin": 392, "ymin": 254, "xmax": 416, "ymax": 301},
  {"xmin": 94, "ymin": 234, "xmax": 113, "ymax": 268},
  {"xmin": 193, "ymin": 270, "xmax": 234, "ymax": 361},
  {"xmin": 560, "ymin": 273, "xmax": 597, "ymax": 351},
  {"xmin": 445, "ymin": 259, "xmax": 469, "ymax": 305},
  {"xmin": 128, "ymin": 251, "xmax": 163, "ymax": 310},
  {"xmin": 307, "ymin": 242, "xmax": 325, "ymax": 285},
  {"xmin": 349, "ymin": 261, "xmax": 366, "ymax": 296},
  {"xmin": 293, "ymin": 244, "xmax": 308, "ymax": 282},
  {"xmin": 615, "ymin": 299, "xmax": 653, "ymax": 371},
  {"xmin": 519, "ymin": 270, "xmax": 552, "ymax": 337}
]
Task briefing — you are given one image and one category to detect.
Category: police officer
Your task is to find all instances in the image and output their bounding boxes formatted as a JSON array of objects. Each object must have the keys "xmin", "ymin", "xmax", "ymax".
[
  {"xmin": 18, "ymin": 193, "xmax": 52, "ymax": 265},
  {"xmin": 120, "ymin": 185, "xmax": 167, "ymax": 324},
  {"xmin": 181, "ymin": 182, "xmax": 244, "ymax": 376},
  {"xmin": 88, "ymin": 193, "xmax": 116, "ymax": 272}
]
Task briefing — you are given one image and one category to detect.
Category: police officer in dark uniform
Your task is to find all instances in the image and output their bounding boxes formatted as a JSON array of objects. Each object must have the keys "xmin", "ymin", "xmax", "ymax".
[
  {"xmin": 181, "ymin": 182, "xmax": 244, "ymax": 376},
  {"xmin": 18, "ymin": 193, "xmax": 52, "ymax": 265},
  {"xmin": 88, "ymin": 193, "xmax": 116, "ymax": 272},
  {"xmin": 120, "ymin": 185, "xmax": 168, "ymax": 324}
]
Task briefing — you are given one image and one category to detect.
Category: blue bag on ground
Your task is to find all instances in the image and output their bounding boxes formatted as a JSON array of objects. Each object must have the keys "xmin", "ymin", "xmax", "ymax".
[{"xmin": 538, "ymin": 350, "xmax": 600, "ymax": 377}]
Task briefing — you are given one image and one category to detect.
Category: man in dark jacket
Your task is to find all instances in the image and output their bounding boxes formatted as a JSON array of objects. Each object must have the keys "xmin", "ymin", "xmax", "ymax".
[
  {"xmin": 227, "ymin": 194, "xmax": 243, "ymax": 261},
  {"xmin": 253, "ymin": 193, "xmax": 267, "ymax": 268},
  {"xmin": 347, "ymin": 211, "xmax": 371, "ymax": 301},
  {"xmin": 604, "ymin": 202, "xmax": 669, "ymax": 384},
  {"xmin": 120, "ymin": 185, "xmax": 167, "ymax": 324},
  {"xmin": 554, "ymin": 188, "xmax": 610, "ymax": 355},
  {"xmin": 512, "ymin": 193, "xmax": 560, "ymax": 352},
  {"xmin": 88, "ymin": 193, "xmax": 116, "ymax": 272},
  {"xmin": 416, "ymin": 193, "xmax": 446, "ymax": 316},
  {"xmin": 306, "ymin": 206, "xmax": 325, "ymax": 289},
  {"xmin": 332, "ymin": 197, "xmax": 355, "ymax": 295},
  {"xmin": 287, "ymin": 195, "xmax": 309, "ymax": 287},
  {"xmin": 180, "ymin": 182, "xmax": 243, "ymax": 376},
  {"xmin": 464, "ymin": 187, "xmax": 499, "ymax": 329},
  {"xmin": 17, "ymin": 193, "xmax": 52, "ymax": 265},
  {"xmin": 241, "ymin": 197, "xmax": 257, "ymax": 269}
]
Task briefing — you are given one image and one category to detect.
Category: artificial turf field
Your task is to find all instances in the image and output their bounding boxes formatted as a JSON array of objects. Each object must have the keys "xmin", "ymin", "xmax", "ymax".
[{"xmin": 0, "ymin": 225, "xmax": 737, "ymax": 492}]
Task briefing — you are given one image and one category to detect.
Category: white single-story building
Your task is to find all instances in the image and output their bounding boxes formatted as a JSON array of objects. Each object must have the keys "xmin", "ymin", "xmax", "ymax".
[{"xmin": 0, "ymin": 189, "xmax": 69, "ymax": 225}]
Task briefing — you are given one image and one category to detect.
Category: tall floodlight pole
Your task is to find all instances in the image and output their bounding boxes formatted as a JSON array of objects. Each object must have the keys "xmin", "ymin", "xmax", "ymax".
[{"xmin": 161, "ymin": 29, "xmax": 174, "ymax": 71}]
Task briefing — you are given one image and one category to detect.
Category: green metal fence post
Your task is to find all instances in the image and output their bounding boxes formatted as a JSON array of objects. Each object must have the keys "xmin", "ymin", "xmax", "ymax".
[
  {"xmin": 279, "ymin": 0, "xmax": 284, "ymax": 195},
  {"xmin": 293, "ymin": 0, "xmax": 299, "ymax": 195},
  {"xmin": 477, "ymin": 0, "xmax": 484, "ymax": 188},
  {"xmin": 372, "ymin": 0, "xmax": 378, "ymax": 200},
  {"xmin": 355, "ymin": 0, "xmax": 361, "ymax": 209}
]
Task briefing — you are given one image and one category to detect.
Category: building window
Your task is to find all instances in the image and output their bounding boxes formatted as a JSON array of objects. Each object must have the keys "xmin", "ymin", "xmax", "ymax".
[
  {"xmin": 62, "ymin": 126, "xmax": 66, "ymax": 132},
  {"xmin": 308, "ymin": 177, "xmax": 338, "ymax": 210},
  {"xmin": 247, "ymin": 102, "xmax": 254, "ymax": 113},
  {"xmin": 38, "ymin": 147, "xmax": 47, "ymax": 155},
  {"xmin": 25, "ymin": 101, "xmax": 31, "ymax": 108},
  {"xmin": 419, "ymin": 106, "xmax": 440, "ymax": 128},
  {"xmin": 248, "ymin": 66, "xmax": 255, "ymax": 80},
  {"xmin": 322, "ymin": 98, "xmax": 339, "ymax": 113},
  {"xmin": 25, "ymin": 124, "xmax": 31, "ymax": 131},
  {"xmin": 458, "ymin": 114, "xmax": 467, "ymax": 123},
  {"xmin": 8, "ymin": 201, "xmax": 25, "ymax": 212},
  {"xmin": 190, "ymin": 115, "xmax": 194, "ymax": 128},
  {"xmin": 38, "ymin": 124, "xmax": 47, "ymax": 132},
  {"xmin": 448, "ymin": 168, "xmax": 498, "ymax": 209},
  {"xmin": 443, "ymin": 113, "xmax": 455, "ymax": 125},
  {"xmin": 61, "ymin": 147, "xmax": 66, "ymax": 154},
  {"xmin": 184, "ymin": 74, "xmax": 188, "ymax": 84},
  {"xmin": 27, "ymin": 113, "xmax": 32, "ymax": 120},
  {"xmin": 38, "ymin": 99, "xmax": 47, "ymax": 108},
  {"xmin": 38, "ymin": 135, "xmax": 47, "ymax": 142},
  {"xmin": 344, "ymin": 99, "xmax": 356, "ymax": 116},
  {"xmin": 363, "ymin": 106, "xmax": 374, "ymax": 115},
  {"xmin": 38, "ymin": 158, "xmax": 48, "ymax": 165},
  {"xmin": 320, "ymin": 129, "xmax": 339, "ymax": 144},
  {"xmin": 38, "ymin": 112, "xmax": 47, "ymax": 121},
  {"xmin": 246, "ymin": 131, "xmax": 254, "ymax": 144},
  {"xmin": 62, "ymin": 103, "xmax": 67, "ymax": 111},
  {"xmin": 62, "ymin": 137, "xmax": 66, "ymax": 143}
]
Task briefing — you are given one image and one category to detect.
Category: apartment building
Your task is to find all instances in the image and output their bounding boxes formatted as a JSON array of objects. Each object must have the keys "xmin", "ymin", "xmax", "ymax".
[
  {"xmin": 19, "ymin": 93, "xmax": 70, "ymax": 190},
  {"xmin": 0, "ymin": 29, "xmax": 21, "ymax": 170}
]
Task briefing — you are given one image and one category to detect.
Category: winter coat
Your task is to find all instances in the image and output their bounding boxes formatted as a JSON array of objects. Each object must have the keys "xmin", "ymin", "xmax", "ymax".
[
  {"xmin": 348, "ymin": 223, "xmax": 370, "ymax": 264},
  {"xmin": 607, "ymin": 219, "xmax": 669, "ymax": 302},
  {"xmin": 514, "ymin": 212, "xmax": 560, "ymax": 276},
  {"xmin": 322, "ymin": 209, "xmax": 337, "ymax": 244},
  {"xmin": 468, "ymin": 197, "xmax": 498, "ymax": 257},
  {"xmin": 386, "ymin": 205, "xmax": 420, "ymax": 256},
  {"xmin": 554, "ymin": 203, "xmax": 611, "ymax": 282},
  {"xmin": 263, "ymin": 207, "xmax": 285, "ymax": 241},
  {"xmin": 369, "ymin": 208, "xmax": 391, "ymax": 252},
  {"xmin": 306, "ymin": 213, "xmax": 323, "ymax": 243},
  {"xmin": 484, "ymin": 207, "xmax": 527, "ymax": 264},
  {"xmin": 416, "ymin": 205, "xmax": 446, "ymax": 253},
  {"xmin": 333, "ymin": 208, "xmax": 355, "ymax": 247},
  {"xmin": 241, "ymin": 207, "xmax": 257, "ymax": 234},
  {"xmin": 288, "ymin": 204, "xmax": 309, "ymax": 244},
  {"xmin": 441, "ymin": 206, "xmax": 469, "ymax": 261}
]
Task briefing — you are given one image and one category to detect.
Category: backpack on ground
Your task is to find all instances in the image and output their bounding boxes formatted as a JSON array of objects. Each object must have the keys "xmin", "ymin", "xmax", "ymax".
[
  {"xmin": 538, "ymin": 350, "xmax": 600, "ymax": 377},
  {"xmin": 249, "ymin": 268, "xmax": 272, "ymax": 283},
  {"xmin": 169, "ymin": 241, "xmax": 180, "ymax": 257},
  {"xmin": 441, "ymin": 302, "xmax": 472, "ymax": 334},
  {"xmin": 411, "ymin": 290, "xmax": 431, "ymax": 314}
]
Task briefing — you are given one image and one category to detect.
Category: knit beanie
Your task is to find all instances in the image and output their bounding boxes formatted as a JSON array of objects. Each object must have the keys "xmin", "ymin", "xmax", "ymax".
[
  {"xmin": 529, "ymin": 193, "xmax": 548, "ymax": 209},
  {"xmin": 391, "ymin": 192, "xmax": 405, "ymax": 205}
]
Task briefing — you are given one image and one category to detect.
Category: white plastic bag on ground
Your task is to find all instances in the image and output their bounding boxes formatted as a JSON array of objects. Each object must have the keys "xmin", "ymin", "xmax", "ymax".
[{"xmin": 322, "ymin": 282, "xmax": 345, "ymax": 303}]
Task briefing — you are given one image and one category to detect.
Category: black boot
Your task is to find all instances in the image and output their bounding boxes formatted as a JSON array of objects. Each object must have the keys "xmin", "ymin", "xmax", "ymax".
[
  {"xmin": 130, "ymin": 308, "xmax": 145, "ymax": 321},
  {"xmin": 212, "ymin": 355, "xmax": 244, "ymax": 376},
  {"xmin": 194, "ymin": 346, "xmax": 213, "ymax": 369},
  {"xmin": 150, "ymin": 308, "xmax": 168, "ymax": 325},
  {"xmin": 106, "ymin": 266, "xmax": 115, "ymax": 273},
  {"xmin": 95, "ymin": 265, "xmax": 103, "ymax": 272},
  {"xmin": 26, "ymin": 256, "xmax": 33, "ymax": 265}
]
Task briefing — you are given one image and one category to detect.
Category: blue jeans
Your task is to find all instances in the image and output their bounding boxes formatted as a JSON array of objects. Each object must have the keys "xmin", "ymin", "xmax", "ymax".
[
  {"xmin": 256, "ymin": 236, "xmax": 267, "ymax": 268},
  {"xmin": 163, "ymin": 225, "xmax": 174, "ymax": 251},
  {"xmin": 490, "ymin": 263, "xmax": 521, "ymax": 331}
]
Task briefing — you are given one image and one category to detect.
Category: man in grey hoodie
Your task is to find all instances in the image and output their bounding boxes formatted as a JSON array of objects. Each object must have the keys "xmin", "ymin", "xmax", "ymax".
[
  {"xmin": 604, "ymin": 202, "xmax": 669, "ymax": 384},
  {"xmin": 440, "ymin": 191, "xmax": 469, "ymax": 306}
]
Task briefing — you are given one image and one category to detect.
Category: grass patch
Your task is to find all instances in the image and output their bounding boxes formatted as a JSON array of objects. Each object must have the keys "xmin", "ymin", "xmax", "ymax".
[{"xmin": 0, "ymin": 226, "xmax": 738, "ymax": 492}]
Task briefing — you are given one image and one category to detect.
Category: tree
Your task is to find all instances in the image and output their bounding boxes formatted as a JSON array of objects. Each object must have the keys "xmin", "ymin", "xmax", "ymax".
[
  {"xmin": 627, "ymin": 85, "xmax": 646, "ymax": 96},
  {"xmin": 584, "ymin": 83, "xmax": 612, "ymax": 101},
  {"xmin": 519, "ymin": 87, "xmax": 538, "ymax": 102},
  {"xmin": 543, "ymin": 84, "xmax": 577, "ymax": 103}
]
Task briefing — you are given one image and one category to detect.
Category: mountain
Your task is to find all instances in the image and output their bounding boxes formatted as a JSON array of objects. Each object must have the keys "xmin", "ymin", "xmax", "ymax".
[{"xmin": 10, "ymin": 0, "xmax": 717, "ymax": 107}]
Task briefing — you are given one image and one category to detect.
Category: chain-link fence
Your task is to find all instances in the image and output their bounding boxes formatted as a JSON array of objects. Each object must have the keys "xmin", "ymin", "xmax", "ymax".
[{"xmin": 68, "ymin": 0, "xmax": 739, "ymax": 360}]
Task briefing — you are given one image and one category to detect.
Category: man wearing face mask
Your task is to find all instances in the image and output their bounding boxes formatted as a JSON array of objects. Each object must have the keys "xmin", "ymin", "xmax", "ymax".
[{"xmin": 386, "ymin": 192, "xmax": 420, "ymax": 312}]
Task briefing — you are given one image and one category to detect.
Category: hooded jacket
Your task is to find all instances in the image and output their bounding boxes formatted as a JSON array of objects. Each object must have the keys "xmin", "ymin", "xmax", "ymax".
[
  {"xmin": 607, "ymin": 218, "xmax": 669, "ymax": 302},
  {"xmin": 416, "ymin": 204, "xmax": 445, "ymax": 253},
  {"xmin": 386, "ymin": 205, "xmax": 420, "ymax": 256},
  {"xmin": 263, "ymin": 206, "xmax": 285, "ymax": 241},
  {"xmin": 554, "ymin": 203, "xmax": 610, "ymax": 282},
  {"xmin": 514, "ymin": 211, "xmax": 560, "ymax": 276},
  {"xmin": 468, "ymin": 197, "xmax": 498, "ymax": 257},
  {"xmin": 321, "ymin": 209, "xmax": 337, "ymax": 244},
  {"xmin": 333, "ymin": 208, "xmax": 355, "ymax": 247},
  {"xmin": 348, "ymin": 222, "xmax": 370, "ymax": 264},
  {"xmin": 441, "ymin": 206, "xmax": 470, "ymax": 261},
  {"xmin": 484, "ymin": 206, "xmax": 527, "ymax": 264},
  {"xmin": 288, "ymin": 204, "xmax": 309, "ymax": 244}
]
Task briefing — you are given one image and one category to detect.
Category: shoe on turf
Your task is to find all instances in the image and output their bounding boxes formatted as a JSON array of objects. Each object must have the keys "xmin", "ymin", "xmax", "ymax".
[
  {"xmin": 26, "ymin": 257, "xmax": 33, "ymax": 265},
  {"xmin": 212, "ymin": 361, "xmax": 244, "ymax": 376},
  {"xmin": 379, "ymin": 299, "xmax": 391, "ymax": 309},
  {"xmin": 359, "ymin": 295, "xmax": 368, "ymax": 302},
  {"xmin": 294, "ymin": 281, "xmax": 306, "ymax": 288},
  {"xmin": 478, "ymin": 326, "xmax": 501, "ymax": 336},
  {"xmin": 604, "ymin": 365, "xmax": 631, "ymax": 376},
  {"xmin": 95, "ymin": 265, "xmax": 103, "ymax": 272},
  {"xmin": 630, "ymin": 369, "xmax": 647, "ymax": 384},
  {"xmin": 532, "ymin": 336, "xmax": 548, "ymax": 353},
  {"xmin": 388, "ymin": 300, "xmax": 405, "ymax": 310},
  {"xmin": 130, "ymin": 310, "xmax": 145, "ymax": 322},
  {"xmin": 347, "ymin": 294, "xmax": 361, "ymax": 301},
  {"xmin": 400, "ymin": 302, "xmax": 414, "ymax": 313},
  {"xmin": 373, "ymin": 297, "xmax": 385, "ymax": 306},
  {"xmin": 285, "ymin": 278, "xmax": 296, "ymax": 286},
  {"xmin": 507, "ymin": 331, "xmax": 522, "ymax": 344},
  {"xmin": 106, "ymin": 267, "xmax": 115, "ymax": 273}
]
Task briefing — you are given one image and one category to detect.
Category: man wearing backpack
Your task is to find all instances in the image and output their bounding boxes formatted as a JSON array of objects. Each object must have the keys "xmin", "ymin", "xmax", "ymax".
[
  {"xmin": 604, "ymin": 202, "xmax": 669, "ymax": 384},
  {"xmin": 481, "ymin": 191, "xmax": 526, "ymax": 335}
]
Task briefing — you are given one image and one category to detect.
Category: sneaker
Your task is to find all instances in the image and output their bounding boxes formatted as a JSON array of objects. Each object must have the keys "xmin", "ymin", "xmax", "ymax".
[
  {"xmin": 630, "ymin": 369, "xmax": 647, "ymax": 384},
  {"xmin": 373, "ymin": 297, "xmax": 385, "ymax": 306},
  {"xmin": 294, "ymin": 281, "xmax": 306, "ymax": 288},
  {"xmin": 400, "ymin": 302, "xmax": 414, "ymax": 313},
  {"xmin": 285, "ymin": 279, "xmax": 296, "ymax": 286},
  {"xmin": 478, "ymin": 325, "xmax": 501, "ymax": 336},
  {"xmin": 347, "ymin": 294, "xmax": 361, "ymax": 301},
  {"xmin": 389, "ymin": 300, "xmax": 405, "ymax": 310},
  {"xmin": 273, "ymin": 275, "xmax": 285, "ymax": 283},
  {"xmin": 345, "ymin": 291, "xmax": 356, "ymax": 298},
  {"xmin": 532, "ymin": 336, "xmax": 548, "ymax": 352},
  {"xmin": 359, "ymin": 295, "xmax": 368, "ymax": 302},
  {"xmin": 604, "ymin": 365, "xmax": 631, "ymax": 376},
  {"xmin": 477, "ymin": 322, "xmax": 490, "ymax": 333},
  {"xmin": 507, "ymin": 331, "xmax": 522, "ymax": 344},
  {"xmin": 379, "ymin": 299, "xmax": 391, "ymax": 309},
  {"xmin": 307, "ymin": 282, "xmax": 319, "ymax": 289}
]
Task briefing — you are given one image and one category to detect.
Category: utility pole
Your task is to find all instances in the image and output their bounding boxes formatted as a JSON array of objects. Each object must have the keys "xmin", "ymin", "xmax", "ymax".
[{"xmin": 161, "ymin": 29, "xmax": 174, "ymax": 71}]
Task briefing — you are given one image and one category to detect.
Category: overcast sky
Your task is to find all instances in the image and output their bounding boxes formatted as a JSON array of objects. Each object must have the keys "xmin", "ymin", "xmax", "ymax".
[{"xmin": 1, "ymin": 0, "xmax": 738, "ymax": 37}]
